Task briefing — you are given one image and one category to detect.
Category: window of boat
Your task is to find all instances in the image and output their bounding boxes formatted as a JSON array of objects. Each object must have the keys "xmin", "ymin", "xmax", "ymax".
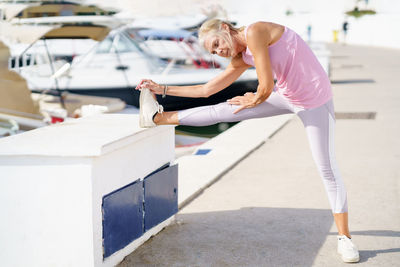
[
  {"xmin": 96, "ymin": 37, "xmax": 113, "ymax": 53},
  {"xmin": 60, "ymin": 9, "xmax": 74, "ymax": 16},
  {"xmin": 113, "ymin": 34, "xmax": 143, "ymax": 53}
]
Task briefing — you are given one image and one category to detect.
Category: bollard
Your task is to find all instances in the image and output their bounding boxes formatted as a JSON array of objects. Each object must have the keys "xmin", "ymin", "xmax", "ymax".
[{"xmin": 333, "ymin": 30, "xmax": 339, "ymax": 42}]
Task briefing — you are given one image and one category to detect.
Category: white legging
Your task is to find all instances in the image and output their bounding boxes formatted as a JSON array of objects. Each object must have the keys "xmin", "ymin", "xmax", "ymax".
[{"xmin": 178, "ymin": 92, "xmax": 348, "ymax": 213}]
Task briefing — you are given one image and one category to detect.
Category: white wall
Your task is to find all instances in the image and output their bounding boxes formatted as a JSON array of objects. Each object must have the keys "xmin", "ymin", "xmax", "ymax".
[
  {"xmin": 0, "ymin": 114, "xmax": 176, "ymax": 267},
  {"xmin": 345, "ymin": 14, "xmax": 400, "ymax": 49},
  {"xmin": 232, "ymin": 8, "xmax": 400, "ymax": 49},
  {"xmin": 0, "ymin": 157, "xmax": 95, "ymax": 267}
]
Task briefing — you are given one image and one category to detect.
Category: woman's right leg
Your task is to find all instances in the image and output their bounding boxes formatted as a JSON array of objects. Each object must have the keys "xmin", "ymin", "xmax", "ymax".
[{"xmin": 155, "ymin": 92, "xmax": 295, "ymax": 126}]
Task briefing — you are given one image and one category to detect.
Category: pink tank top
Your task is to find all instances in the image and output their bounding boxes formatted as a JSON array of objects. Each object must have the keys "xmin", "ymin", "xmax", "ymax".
[{"xmin": 242, "ymin": 24, "xmax": 332, "ymax": 109}]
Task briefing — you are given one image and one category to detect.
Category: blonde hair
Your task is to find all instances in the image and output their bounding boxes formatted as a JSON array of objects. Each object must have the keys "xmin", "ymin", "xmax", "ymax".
[{"xmin": 198, "ymin": 19, "xmax": 244, "ymax": 53}]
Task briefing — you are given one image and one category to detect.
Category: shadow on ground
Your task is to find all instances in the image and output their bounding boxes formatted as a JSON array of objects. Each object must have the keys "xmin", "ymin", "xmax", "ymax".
[
  {"xmin": 349, "ymin": 230, "xmax": 400, "ymax": 237},
  {"xmin": 331, "ymin": 79, "xmax": 375, "ymax": 84},
  {"xmin": 119, "ymin": 207, "xmax": 333, "ymax": 267},
  {"xmin": 358, "ymin": 248, "xmax": 400, "ymax": 263}
]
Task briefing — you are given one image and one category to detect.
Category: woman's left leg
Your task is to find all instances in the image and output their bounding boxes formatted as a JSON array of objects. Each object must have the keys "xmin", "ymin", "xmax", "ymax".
[
  {"xmin": 297, "ymin": 100, "xmax": 359, "ymax": 263},
  {"xmin": 296, "ymin": 100, "xmax": 349, "ymax": 234}
]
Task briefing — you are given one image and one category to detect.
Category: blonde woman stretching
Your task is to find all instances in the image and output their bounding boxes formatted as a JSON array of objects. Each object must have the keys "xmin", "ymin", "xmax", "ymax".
[{"xmin": 135, "ymin": 19, "xmax": 359, "ymax": 263}]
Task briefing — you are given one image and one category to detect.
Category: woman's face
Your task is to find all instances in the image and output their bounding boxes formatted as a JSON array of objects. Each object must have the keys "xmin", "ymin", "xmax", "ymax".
[{"xmin": 204, "ymin": 34, "xmax": 236, "ymax": 58}]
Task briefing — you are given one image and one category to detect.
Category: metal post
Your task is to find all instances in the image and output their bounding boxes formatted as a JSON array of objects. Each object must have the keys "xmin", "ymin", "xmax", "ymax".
[{"xmin": 43, "ymin": 38, "xmax": 65, "ymax": 109}]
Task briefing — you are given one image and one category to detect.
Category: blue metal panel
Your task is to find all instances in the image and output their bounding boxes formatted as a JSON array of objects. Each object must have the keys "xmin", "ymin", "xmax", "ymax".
[
  {"xmin": 144, "ymin": 164, "xmax": 178, "ymax": 231},
  {"xmin": 102, "ymin": 180, "xmax": 143, "ymax": 258},
  {"xmin": 195, "ymin": 149, "xmax": 212, "ymax": 155}
]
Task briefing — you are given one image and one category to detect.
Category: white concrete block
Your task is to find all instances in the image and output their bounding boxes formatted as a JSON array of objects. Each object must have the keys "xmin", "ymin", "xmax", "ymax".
[{"xmin": 0, "ymin": 114, "xmax": 176, "ymax": 267}]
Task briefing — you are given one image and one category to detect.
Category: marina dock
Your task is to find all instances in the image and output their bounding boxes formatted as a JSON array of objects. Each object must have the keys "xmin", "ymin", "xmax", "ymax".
[{"xmin": 1, "ymin": 1, "xmax": 400, "ymax": 265}]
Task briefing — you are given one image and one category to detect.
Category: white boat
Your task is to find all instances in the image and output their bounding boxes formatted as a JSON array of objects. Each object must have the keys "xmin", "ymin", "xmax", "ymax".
[
  {"xmin": 16, "ymin": 25, "xmax": 258, "ymax": 111},
  {"xmin": 0, "ymin": 3, "xmax": 258, "ymax": 111},
  {"xmin": 126, "ymin": 13, "xmax": 208, "ymax": 31},
  {"xmin": 1, "ymin": 3, "xmax": 258, "ymax": 111},
  {"xmin": 131, "ymin": 28, "xmax": 230, "ymax": 69},
  {"xmin": 0, "ymin": 38, "xmax": 131, "ymax": 134},
  {"xmin": 0, "ymin": 1, "xmax": 128, "ymax": 68}
]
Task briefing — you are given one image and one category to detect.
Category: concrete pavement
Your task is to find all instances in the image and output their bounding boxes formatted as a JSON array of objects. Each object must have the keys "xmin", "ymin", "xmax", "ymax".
[{"xmin": 118, "ymin": 44, "xmax": 400, "ymax": 266}]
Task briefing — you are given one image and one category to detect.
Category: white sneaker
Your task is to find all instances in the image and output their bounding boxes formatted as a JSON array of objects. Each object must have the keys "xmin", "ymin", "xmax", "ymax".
[
  {"xmin": 337, "ymin": 235, "xmax": 360, "ymax": 263},
  {"xmin": 139, "ymin": 88, "xmax": 163, "ymax": 128}
]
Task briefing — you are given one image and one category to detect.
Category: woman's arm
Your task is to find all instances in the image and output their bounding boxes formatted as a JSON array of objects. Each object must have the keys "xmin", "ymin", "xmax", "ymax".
[
  {"xmin": 228, "ymin": 22, "xmax": 275, "ymax": 113},
  {"xmin": 136, "ymin": 57, "xmax": 250, "ymax": 98}
]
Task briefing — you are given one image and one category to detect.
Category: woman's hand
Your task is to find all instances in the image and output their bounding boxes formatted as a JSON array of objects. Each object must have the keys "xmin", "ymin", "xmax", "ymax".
[
  {"xmin": 227, "ymin": 92, "xmax": 259, "ymax": 114},
  {"xmin": 135, "ymin": 79, "xmax": 164, "ymax": 95}
]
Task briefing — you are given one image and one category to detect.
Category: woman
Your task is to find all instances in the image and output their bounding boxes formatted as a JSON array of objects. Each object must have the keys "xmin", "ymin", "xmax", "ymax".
[{"xmin": 136, "ymin": 19, "xmax": 359, "ymax": 263}]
